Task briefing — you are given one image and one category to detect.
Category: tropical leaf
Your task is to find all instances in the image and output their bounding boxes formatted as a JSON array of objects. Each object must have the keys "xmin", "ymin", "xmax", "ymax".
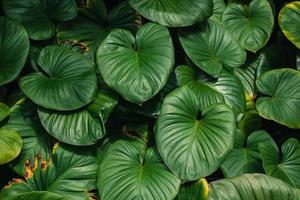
[
  {"xmin": 211, "ymin": 0, "xmax": 226, "ymax": 21},
  {"xmin": 98, "ymin": 138, "xmax": 181, "ymax": 200},
  {"xmin": 128, "ymin": 0, "xmax": 213, "ymax": 27},
  {"xmin": 256, "ymin": 68, "xmax": 300, "ymax": 128},
  {"xmin": 37, "ymin": 90, "xmax": 112, "ymax": 146},
  {"xmin": 57, "ymin": 2, "xmax": 141, "ymax": 60},
  {"xmin": 2, "ymin": 99, "xmax": 53, "ymax": 175},
  {"xmin": 175, "ymin": 65, "xmax": 245, "ymax": 116},
  {"xmin": 179, "ymin": 20, "xmax": 246, "ymax": 77},
  {"xmin": 221, "ymin": 130, "xmax": 276, "ymax": 177},
  {"xmin": 222, "ymin": 0, "xmax": 274, "ymax": 52},
  {"xmin": 208, "ymin": 174, "xmax": 300, "ymax": 200},
  {"xmin": 3, "ymin": 0, "xmax": 77, "ymax": 40},
  {"xmin": 175, "ymin": 179, "xmax": 209, "ymax": 200},
  {"xmin": 238, "ymin": 110, "xmax": 262, "ymax": 135},
  {"xmin": 19, "ymin": 46, "xmax": 98, "ymax": 111},
  {"xmin": 260, "ymin": 138, "xmax": 300, "ymax": 188},
  {"xmin": 155, "ymin": 83, "xmax": 235, "ymax": 181},
  {"xmin": 97, "ymin": 23, "xmax": 174, "ymax": 104},
  {"xmin": 4, "ymin": 191, "xmax": 68, "ymax": 200},
  {"xmin": 0, "ymin": 128, "xmax": 22, "ymax": 165},
  {"xmin": 0, "ymin": 102, "xmax": 9, "ymax": 122},
  {"xmin": 0, "ymin": 144, "xmax": 98, "ymax": 200},
  {"xmin": 279, "ymin": 1, "xmax": 300, "ymax": 49},
  {"xmin": 0, "ymin": 17, "xmax": 29, "ymax": 86},
  {"xmin": 79, "ymin": 0, "xmax": 107, "ymax": 23}
]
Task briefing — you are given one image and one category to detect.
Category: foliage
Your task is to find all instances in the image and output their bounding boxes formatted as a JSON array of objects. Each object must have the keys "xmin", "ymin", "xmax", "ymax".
[{"xmin": 0, "ymin": 0, "xmax": 300, "ymax": 199}]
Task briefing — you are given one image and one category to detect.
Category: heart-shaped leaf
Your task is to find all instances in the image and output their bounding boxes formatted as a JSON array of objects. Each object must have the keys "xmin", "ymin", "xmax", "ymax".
[
  {"xmin": 0, "ymin": 128, "xmax": 22, "ymax": 165},
  {"xmin": 175, "ymin": 65, "xmax": 245, "ymax": 116},
  {"xmin": 175, "ymin": 179, "xmax": 209, "ymax": 200},
  {"xmin": 222, "ymin": 0, "xmax": 274, "ymax": 52},
  {"xmin": 256, "ymin": 68, "xmax": 300, "ymax": 128},
  {"xmin": 97, "ymin": 23, "xmax": 174, "ymax": 104},
  {"xmin": 3, "ymin": 0, "xmax": 77, "ymax": 40},
  {"xmin": 0, "ymin": 144, "xmax": 98, "ymax": 200},
  {"xmin": 0, "ymin": 17, "xmax": 29, "ymax": 86},
  {"xmin": 279, "ymin": 1, "xmax": 300, "ymax": 49},
  {"xmin": 57, "ymin": 2, "xmax": 141, "ymax": 60},
  {"xmin": 260, "ymin": 138, "xmax": 300, "ymax": 188},
  {"xmin": 37, "ymin": 91, "xmax": 112, "ymax": 146},
  {"xmin": 2, "ymin": 99, "xmax": 53, "ymax": 175},
  {"xmin": 155, "ymin": 83, "xmax": 235, "ymax": 181},
  {"xmin": 98, "ymin": 139, "xmax": 181, "ymax": 200},
  {"xmin": 209, "ymin": 174, "xmax": 300, "ymax": 200},
  {"xmin": 211, "ymin": 0, "xmax": 226, "ymax": 21},
  {"xmin": 20, "ymin": 46, "xmax": 98, "ymax": 111},
  {"xmin": 4, "ymin": 191, "xmax": 68, "ymax": 200},
  {"xmin": 128, "ymin": 0, "xmax": 213, "ymax": 27},
  {"xmin": 0, "ymin": 102, "xmax": 9, "ymax": 122},
  {"xmin": 179, "ymin": 20, "xmax": 246, "ymax": 77},
  {"xmin": 221, "ymin": 130, "xmax": 276, "ymax": 177}
]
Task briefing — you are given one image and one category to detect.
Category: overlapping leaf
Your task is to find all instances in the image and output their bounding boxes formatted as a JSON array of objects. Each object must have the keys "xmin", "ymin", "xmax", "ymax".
[
  {"xmin": 0, "ymin": 17, "xmax": 29, "ymax": 86},
  {"xmin": 128, "ymin": 0, "xmax": 213, "ymax": 27}
]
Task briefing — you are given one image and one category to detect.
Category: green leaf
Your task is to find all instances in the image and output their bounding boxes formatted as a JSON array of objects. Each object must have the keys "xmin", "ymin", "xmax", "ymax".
[
  {"xmin": 0, "ymin": 17, "xmax": 29, "ymax": 86},
  {"xmin": 0, "ymin": 144, "xmax": 98, "ymax": 200},
  {"xmin": 4, "ymin": 191, "xmax": 68, "ymax": 200},
  {"xmin": 79, "ymin": 0, "xmax": 107, "ymax": 24},
  {"xmin": 128, "ymin": 0, "xmax": 213, "ymax": 27},
  {"xmin": 211, "ymin": 0, "xmax": 226, "ymax": 21},
  {"xmin": 20, "ymin": 46, "xmax": 98, "ymax": 111},
  {"xmin": 256, "ymin": 68, "xmax": 300, "ymax": 128},
  {"xmin": 221, "ymin": 130, "xmax": 276, "ymax": 177},
  {"xmin": 38, "ymin": 93, "xmax": 107, "ymax": 146},
  {"xmin": 155, "ymin": 84, "xmax": 235, "ymax": 181},
  {"xmin": 279, "ymin": 1, "xmax": 300, "ymax": 49},
  {"xmin": 0, "ymin": 128, "xmax": 22, "ymax": 165},
  {"xmin": 222, "ymin": 0, "xmax": 274, "ymax": 52},
  {"xmin": 3, "ymin": 0, "xmax": 77, "ymax": 40},
  {"xmin": 179, "ymin": 20, "xmax": 246, "ymax": 77},
  {"xmin": 98, "ymin": 139, "xmax": 181, "ymax": 200},
  {"xmin": 175, "ymin": 179, "xmax": 209, "ymax": 200},
  {"xmin": 0, "ymin": 102, "xmax": 9, "ymax": 122},
  {"xmin": 260, "ymin": 138, "xmax": 300, "ymax": 188},
  {"xmin": 57, "ymin": 2, "xmax": 141, "ymax": 60},
  {"xmin": 175, "ymin": 66, "xmax": 245, "ymax": 116},
  {"xmin": 208, "ymin": 174, "xmax": 300, "ymax": 200},
  {"xmin": 3, "ymin": 99, "xmax": 53, "ymax": 175},
  {"xmin": 238, "ymin": 110, "xmax": 262, "ymax": 135},
  {"xmin": 97, "ymin": 23, "xmax": 174, "ymax": 104}
]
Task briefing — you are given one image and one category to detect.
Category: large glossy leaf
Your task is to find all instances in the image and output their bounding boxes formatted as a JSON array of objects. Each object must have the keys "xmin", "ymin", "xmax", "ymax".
[
  {"xmin": 222, "ymin": 0, "xmax": 274, "ymax": 52},
  {"xmin": 0, "ymin": 17, "xmax": 29, "ymax": 86},
  {"xmin": 57, "ymin": 2, "xmax": 140, "ymax": 60},
  {"xmin": 256, "ymin": 68, "xmax": 300, "ymax": 128},
  {"xmin": 0, "ymin": 128, "xmax": 22, "ymax": 165},
  {"xmin": 37, "ymin": 91, "xmax": 111, "ymax": 146},
  {"xmin": 211, "ymin": 0, "xmax": 226, "ymax": 21},
  {"xmin": 20, "ymin": 46, "xmax": 97, "ymax": 111},
  {"xmin": 155, "ymin": 84, "xmax": 235, "ymax": 181},
  {"xmin": 3, "ymin": 0, "xmax": 77, "ymax": 40},
  {"xmin": 176, "ymin": 65, "xmax": 245, "ymax": 116},
  {"xmin": 128, "ymin": 0, "xmax": 213, "ymax": 27},
  {"xmin": 221, "ymin": 130, "xmax": 276, "ymax": 177},
  {"xmin": 208, "ymin": 174, "xmax": 300, "ymax": 200},
  {"xmin": 3, "ymin": 99, "xmax": 53, "ymax": 175},
  {"xmin": 0, "ymin": 144, "xmax": 98, "ymax": 200},
  {"xmin": 4, "ymin": 191, "xmax": 68, "ymax": 200},
  {"xmin": 279, "ymin": 1, "xmax": 300, "ymax": 49},
  {"xmin": 260, "ymin": 138, "xmax": 300, "ymax": 188},
  {"xmin": 98, "ymin": 139, "xmax": 181, "ymax": 200},
  {"xmin": 175, "ymin": 179, "xmax": 209, "ymax": 200},
  {"xmin": 179, "ymin": 20, "xmax": 246, "ymax": 77},
  {"xmin": 97, "ymin": 23, "xmax": 174, "ymax": 104},
  {"xmin": 0, "ymin": 102, "xmax": 9, "ymax": 122}
]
